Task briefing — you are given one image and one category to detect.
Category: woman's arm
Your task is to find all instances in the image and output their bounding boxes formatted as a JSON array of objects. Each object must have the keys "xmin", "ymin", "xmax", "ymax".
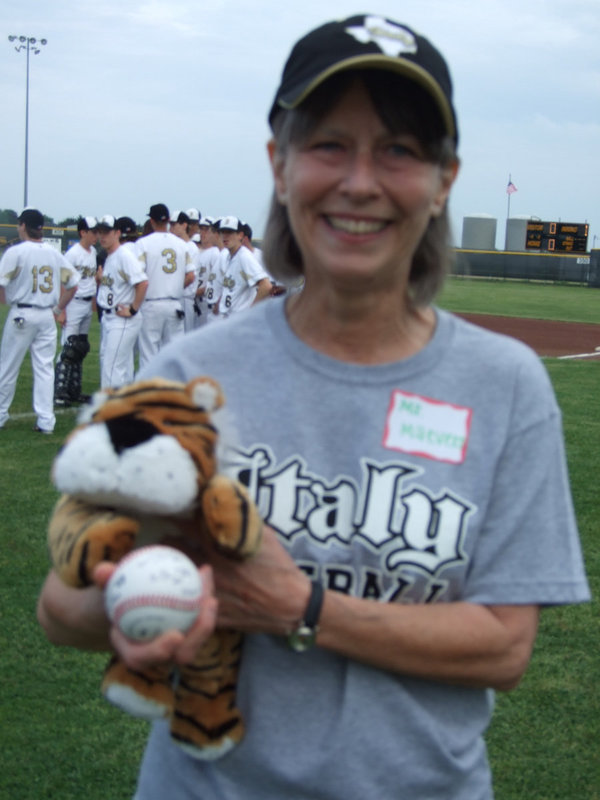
[
  {"xmin": 209, "ymin": 526, "xmax": 539, "ymax": 691},
  {"xmin": 37, "ymin": 564, "xmax": 219, "ymax": 670},
  {"xmin": 38, "ymin": 531, "xmax": 539, "ymax": 690},
  {"xmin": 37, "ymin": 569, "xmax": 111, "ymax": 650}
]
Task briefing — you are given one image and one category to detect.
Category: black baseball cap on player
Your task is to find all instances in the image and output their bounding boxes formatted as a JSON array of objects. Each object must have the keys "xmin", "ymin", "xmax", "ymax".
[
  {"xmin": 18, "ymin": 208, "xmax": 44, "ymax": 229},
  {"xmin": 147, "ymin": 203, "xmax": 170, "ymax": 222},
  {"xmin": 97, "ymin": 214, "xmax": 118, "ymax": 231},
  {"xmin": 267, "ymin": 14, "xmax": 458, "ymax": 145},
  {"xmin": 77, "ymin": 216, "xmax": 98, "ymax": 232},
  {"xmin": 116, "ymin": 216, "xmax": 138, "ymax": 235},
  {"xmin": 169, "ymin": 210, "xmax": 191, "ymax": 225},
  {"xmin": 218, "ymin": 216, "xmax": 244, "ymax": 232}
]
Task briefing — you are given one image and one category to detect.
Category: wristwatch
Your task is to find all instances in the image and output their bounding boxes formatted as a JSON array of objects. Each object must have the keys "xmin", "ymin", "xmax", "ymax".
[{"xmin": 287, "ymin": 580, "xmax": 324, "ymax": 652}]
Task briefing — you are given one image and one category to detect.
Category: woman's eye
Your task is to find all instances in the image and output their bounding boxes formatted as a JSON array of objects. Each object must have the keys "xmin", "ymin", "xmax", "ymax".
[
  {"xmin": 387, "ymin": 143, "xmax": 417, "ymax": 159},
  {"xmin": 312, "ymin": 140, "xmax": 343, "ymax": 153},
  {"xmin": 384, "ymin": 137, "xmax": 425, "ymax": 161}
]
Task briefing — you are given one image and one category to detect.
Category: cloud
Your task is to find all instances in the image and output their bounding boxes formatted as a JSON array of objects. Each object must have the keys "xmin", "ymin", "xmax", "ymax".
[
  {"xmin": 123, "ymin": 1, "xmax": 202, "ymax": 37},
  {"xmin": 0, "ymin": 0, "xmax": 598, "ymax": 248}
]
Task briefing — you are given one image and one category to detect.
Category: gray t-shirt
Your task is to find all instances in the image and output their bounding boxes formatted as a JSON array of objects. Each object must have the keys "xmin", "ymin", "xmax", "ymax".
[{"xmin": 134, "ymin": 299, "xmax": 589, "ymax": 800}]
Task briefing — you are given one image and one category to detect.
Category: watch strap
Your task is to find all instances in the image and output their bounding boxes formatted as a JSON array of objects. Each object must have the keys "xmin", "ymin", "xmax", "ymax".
[
  {"xmin": 287, "ymin": 580, "xmax": 324, "ymax": 652},
  {"xmin": 302, "ymin": 579, "xmax": 324, "ymax": 629}
]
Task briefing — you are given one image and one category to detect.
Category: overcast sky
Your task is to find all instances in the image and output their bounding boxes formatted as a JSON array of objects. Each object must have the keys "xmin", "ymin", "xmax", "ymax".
[{"xmin": 2, "ymin": 0, "xmax": 599, "ymax": 250}]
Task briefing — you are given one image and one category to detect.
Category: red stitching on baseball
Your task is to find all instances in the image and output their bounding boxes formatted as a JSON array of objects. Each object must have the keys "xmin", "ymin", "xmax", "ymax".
[{"xmin": 113, "ymin": 594, "xmax": 201, "ymax": 625}]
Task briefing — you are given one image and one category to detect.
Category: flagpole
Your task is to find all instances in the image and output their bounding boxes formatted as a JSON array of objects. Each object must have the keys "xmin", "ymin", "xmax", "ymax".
[{"xmin": 507, "ymin": 174, "xmax": 512, "ymax": 222}]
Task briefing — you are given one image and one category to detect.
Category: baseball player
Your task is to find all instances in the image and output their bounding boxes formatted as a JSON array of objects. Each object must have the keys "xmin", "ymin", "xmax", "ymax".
[
  {"xmin": 0, "ymin": 208, "xmax": 80, "ymax": 433},
  {"xmin": 196, "ymin": 216, "xmax": 225, "ymax": 325},
  {"xmin": 96, "ymin": 215, "xmax": 148, "ymax": 388},
  {"xmin": 217, "ymin": 216, "xmax": 273, "ymax": 319},
  {"xmin": 134, "ymin": 203, "xmax": 195, "ymax": 368},
  {"xmin": 186, "ymin": 207, "xmax": 201, "ymax": 240},
  {"xmin": 169, "ymin": 210, "xmax": 202, "ymax": 333},
  {"xmin": 116, "ymin": 216, "xmax": 140, "ymax": 253},
  {"xmin": 54, "ymin": 216, "xmax": 99, "ymax": 406},
  {"xmin": 242, "ymin": 221, "xmax": 287, "ymax": 297}
]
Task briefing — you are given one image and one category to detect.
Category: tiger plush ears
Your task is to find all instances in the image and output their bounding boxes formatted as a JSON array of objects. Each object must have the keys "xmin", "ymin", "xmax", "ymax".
[{"xmin": 47, "ymin": 377, "xmax": 263, "ymax": 760}]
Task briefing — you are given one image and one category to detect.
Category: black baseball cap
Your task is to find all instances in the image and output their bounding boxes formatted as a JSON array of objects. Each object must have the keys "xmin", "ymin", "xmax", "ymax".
[
  {"xmin": 97, "ymin": 214, "xmax": 118, "ymax": 231},
  {"xmin": 77, "ymin": 216, "xmax": 98, "ymax": 232},
  {"xmin": 147, "ymin": 203, "xmax": 170, "ymax": 222},
  {"xmin": 18, "ymin": 208, "xmax": 44, "ymax": 229},
  {"xmin": 218, "ymin": 216, "xmax": 244, "ymax": 232},
  {"xmin": 268, "ymin": 14, "xmax": 458, "ymax": 144},
  {"xmin": 169, "ymin": 210, "xmax": 190, "ymax": 225},
  {"xmin": 116, "ymin": 216, "xmax": 138, "ymax": 235}
]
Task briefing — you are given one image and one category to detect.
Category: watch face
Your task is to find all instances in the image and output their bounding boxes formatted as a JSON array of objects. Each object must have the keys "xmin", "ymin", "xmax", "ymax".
[{"xmin": 288, "ymin": 625, "xmax": 317, "ymax": 652}]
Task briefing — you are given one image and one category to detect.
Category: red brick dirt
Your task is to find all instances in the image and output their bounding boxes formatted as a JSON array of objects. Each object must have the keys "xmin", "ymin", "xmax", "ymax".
[{"xmin": 457, "ymin": 314, "xmax": 600, "ymax": 360}]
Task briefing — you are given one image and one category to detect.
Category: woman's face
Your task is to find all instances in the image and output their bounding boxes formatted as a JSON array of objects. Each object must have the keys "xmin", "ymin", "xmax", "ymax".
[{"xmin": 270, "ymin": 79, "xmax": 457, "ymax": 292}]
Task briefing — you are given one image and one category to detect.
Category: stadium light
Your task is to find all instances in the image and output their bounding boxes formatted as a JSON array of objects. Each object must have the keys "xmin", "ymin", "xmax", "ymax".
[{"xmin": 7, "ymin": 34, "xmax": 48, "ymax": 207}]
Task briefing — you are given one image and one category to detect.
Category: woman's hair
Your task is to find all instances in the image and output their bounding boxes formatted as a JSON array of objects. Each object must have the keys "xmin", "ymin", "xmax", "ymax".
[{"xmin": 262, "ymin": 69, "xmax": 458, "ymax": 307}]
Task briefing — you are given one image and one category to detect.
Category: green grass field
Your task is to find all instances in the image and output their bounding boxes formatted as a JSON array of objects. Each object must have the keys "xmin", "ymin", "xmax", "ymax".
[
  {"xmin": 1, "ymin": 279, "xmax": 599, "ymax": 798},
  {"xmin": 439, "ymin": 275, "xmax": 600, "ymax": 323}
]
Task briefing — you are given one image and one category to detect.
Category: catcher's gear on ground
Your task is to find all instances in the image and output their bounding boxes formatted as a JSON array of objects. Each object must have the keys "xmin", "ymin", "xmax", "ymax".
[{"xmin": 54, "ymin": 334, "xmax": 90, "ymax": 405}]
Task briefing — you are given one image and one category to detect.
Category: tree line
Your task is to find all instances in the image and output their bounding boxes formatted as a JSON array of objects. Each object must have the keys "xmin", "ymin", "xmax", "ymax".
[{"xmin": 0, "ymin": 208, "xmax": 78, "ymax": 227}]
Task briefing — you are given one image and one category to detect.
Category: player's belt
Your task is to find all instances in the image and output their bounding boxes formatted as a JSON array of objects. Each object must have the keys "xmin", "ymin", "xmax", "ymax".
[
  {"xmin": 16, "ymin": 303, "xmax": 48, "ymax": 309},
  {"xmin": 75, "ymin": 296, "xmax": 94, "ymax": 301},
  {"xmin": 145, "ymin": 297, "xmax": 179, "ymax": 301},
  {"xmin": 99, "ymin": 307, "xmax": 134, "ymax": 316}
]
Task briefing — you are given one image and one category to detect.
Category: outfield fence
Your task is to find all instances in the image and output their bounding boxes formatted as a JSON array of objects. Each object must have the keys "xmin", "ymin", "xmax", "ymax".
[
  {"xmin": 0, "ymin": 222, "xmax": 78, "ymax": 253},
  {"xmin": 2, "ymin": 221, "xmax": 600, "ymax": 288},
  {"xmin": 453, "ymin": 248, "xmax": 600, "ymax": 286}
]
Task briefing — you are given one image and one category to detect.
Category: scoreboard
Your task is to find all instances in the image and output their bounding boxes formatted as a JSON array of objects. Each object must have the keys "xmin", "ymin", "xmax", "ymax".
[{"xmin": 525, "ymin": 221, "xmax": 589, "ymax": 253}]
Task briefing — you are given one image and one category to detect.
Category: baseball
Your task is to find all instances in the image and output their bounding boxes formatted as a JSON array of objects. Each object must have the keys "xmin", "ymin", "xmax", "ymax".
[{"xmin": 104, "ymin": 545, "xmax": 203, "ymax": 641}]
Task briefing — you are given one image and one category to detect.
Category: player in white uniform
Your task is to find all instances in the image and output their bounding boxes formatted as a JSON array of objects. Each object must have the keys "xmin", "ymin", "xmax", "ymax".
[
  {"xmin": 185, "ymin": 207, "xmax": 201, "ymax": 241},
  {"xmin": 169, "ymin": 210, "xmax": 202, "ymax": 333},
  {"xmin": 54, "ymin": 216, "xmax": 99, "ymax": 406},
  {"xmin": 242, "ymin": 221, "xmax": 288, "ymax": 297},
  {"xmin": 96, "ymin": 215, "xmax": 148, "ymax": 388},
  {"xmin": 217, "ymin": 216, "xmax": 273, "ymax": 319},
  {"xmin": 0, "ymin": 208, "xmax": 79, "ymax": 433},
  {"xmin": 134, "ymin": 203, "xmax": 195, "ymax": 368},
  {"xmin": 195, "ymin": 215, "xmax": 223, "ymax": 326},
  {"xmin": 116, "ymin": 216, "xmax": 140, "ymax": 254}
]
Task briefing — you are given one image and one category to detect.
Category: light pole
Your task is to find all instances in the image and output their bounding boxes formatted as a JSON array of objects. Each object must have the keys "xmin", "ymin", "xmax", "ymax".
[{"xmin": 7, "ymin": 35, "xmax": 48, "ymax": 208}]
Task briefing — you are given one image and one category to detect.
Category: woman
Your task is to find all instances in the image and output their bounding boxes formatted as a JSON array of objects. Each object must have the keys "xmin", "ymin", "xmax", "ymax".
[{"xmin": 38, "ymin": 15, "xmax": 589, "ymax": 799}]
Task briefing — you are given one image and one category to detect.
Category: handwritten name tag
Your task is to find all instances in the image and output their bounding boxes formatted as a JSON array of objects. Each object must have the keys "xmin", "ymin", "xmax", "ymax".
[{"xmin": 383, "ymin": 390, "xmax": 472, "ymax": 464}]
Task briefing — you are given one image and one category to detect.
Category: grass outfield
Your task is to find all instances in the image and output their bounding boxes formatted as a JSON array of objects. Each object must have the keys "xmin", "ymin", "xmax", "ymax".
[
  {"xmin": 438, "ymin": 275, "xmax": 600, "ymax": 323},
  {"xmin": 0, "ymin": 286, "xmax": 599, "ymax": 798}
]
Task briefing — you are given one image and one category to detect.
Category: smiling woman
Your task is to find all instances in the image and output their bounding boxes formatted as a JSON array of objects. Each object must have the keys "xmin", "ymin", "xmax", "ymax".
[
  {"xmin": 37, "ymin": 13, "xmax": 590, "ymax": 800},
  {"xmin": 264, "ymin": 69, "xmax": 458, "ymax": 309}
]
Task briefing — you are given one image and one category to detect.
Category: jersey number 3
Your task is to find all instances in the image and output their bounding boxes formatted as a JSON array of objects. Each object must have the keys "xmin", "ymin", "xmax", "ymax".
[{"xmin": 161, "ymin": 249, "xmax": 177, "ymax": 274}]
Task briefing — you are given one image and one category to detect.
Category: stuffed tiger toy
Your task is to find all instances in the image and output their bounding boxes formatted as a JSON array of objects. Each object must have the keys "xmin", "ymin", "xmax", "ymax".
[{"xmin": 47, "ymin": 376, "xmax": 263, "ymax": 760}]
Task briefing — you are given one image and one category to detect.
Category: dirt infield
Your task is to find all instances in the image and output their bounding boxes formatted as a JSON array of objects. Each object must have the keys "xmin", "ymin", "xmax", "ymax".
[{"xmin": 457, "ymin": 314, "xmax": 600, "ymax": 359}]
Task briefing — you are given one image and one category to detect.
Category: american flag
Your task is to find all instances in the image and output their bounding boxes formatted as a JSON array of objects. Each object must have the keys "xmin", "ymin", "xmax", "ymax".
[{"xmin": 506, "ymin": 180, "xmax": 518, "ymax": 195}]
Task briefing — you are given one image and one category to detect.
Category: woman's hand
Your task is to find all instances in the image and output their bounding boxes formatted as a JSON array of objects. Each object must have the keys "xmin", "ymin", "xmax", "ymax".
[
  {"xmin": 92, "ymin": 562, "xmax": 219, "ymax": 670},
  {"xmin": 204, "ymin": 525, "xmax": 311, "ymax": 636}
]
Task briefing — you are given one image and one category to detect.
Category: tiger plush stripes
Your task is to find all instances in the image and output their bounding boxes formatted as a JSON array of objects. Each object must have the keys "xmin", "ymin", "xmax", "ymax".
[{"xmin": 47, "ymin": 377, "xmax": 263, "ymax": 759}]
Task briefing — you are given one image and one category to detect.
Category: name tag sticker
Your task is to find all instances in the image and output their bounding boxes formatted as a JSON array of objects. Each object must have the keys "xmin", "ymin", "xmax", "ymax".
[{"xmin": 383, "ymin": 390, "xmax": 472, "ymax": 464}]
